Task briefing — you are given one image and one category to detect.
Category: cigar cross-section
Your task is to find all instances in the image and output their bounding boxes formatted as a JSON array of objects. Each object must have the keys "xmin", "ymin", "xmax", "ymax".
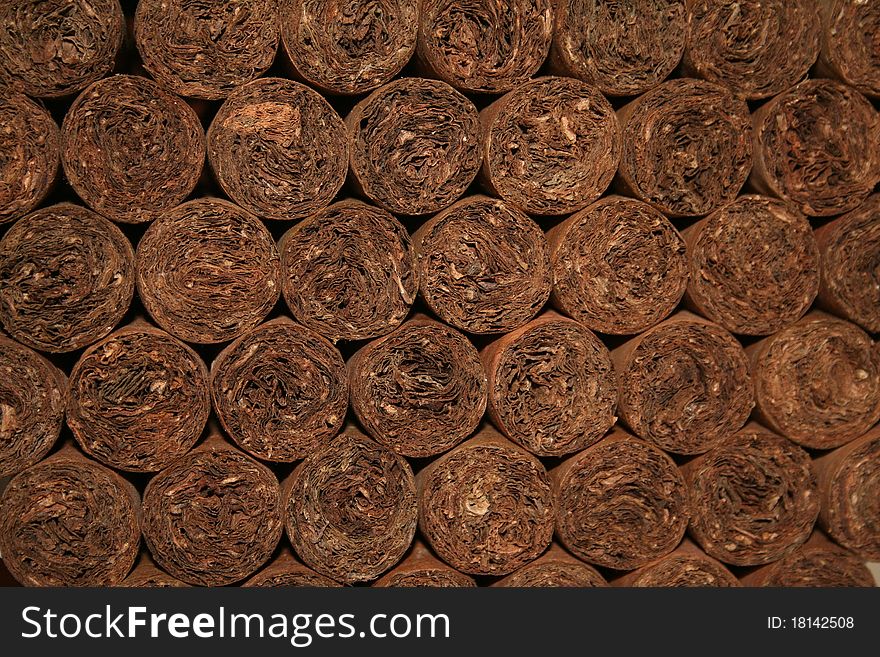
[
  {"xmin": 480, "ymin": 76, "xmax": 620, "ymax": 217},
  {"xmin": 349, "ymin": 316, "xmax": 487, "ymax": 458},
  {"xmin": 207, "ymin": 78, "xmax": 348, "ymax": 222},
  {"xmin": 373, "ymin": 541, "xmax": 477, "ymax": 588},
  {"xmin": 816, "ymin": 0, "xmax": 880, "ymax": 99},
  {"xmin": 683, "ymin": 426, "xmax": 819, "ymax": 567},
  {"xmin": 550, "ymin": 0, "xmax": 687, "ymax": 97},
  {"xmin": 418, "ymin": 428, "xmax": 555, "ymax": 576},
  {"xmin": 0, "ymin": 203, "xmax": 135, "ymax": 353},
  {"xmin": 119, "ymin": 553, "xmax": 189, "ymax": 588},
  {"xmin": 551, "ymin": 430, "xmax": 689, "ymax": 570},
  {"xmin": 347, "ymin": 77, "xmax": 482, "ymax": 216},
  {"xmin": 413, "ymin": 195, "xmax": 551, "ymax": 335},
  {"xmin": 136, "ymin": 198, "xmax": 281, "ymax": 344},
  {"xmin": 61, "ymin": 74, "xmax": 205, "ymax": 225},
  {"xmin": 281, "ymin": 0, "xmax": 417, "ymax": 95},
  {"xmin": 613, "ymin": 540, "xmax": 739, "ymax": 588},
  {"xmin": 0, "ymin": 444, "xmax": 141, "ymax": 587},
  {"xmin": 548, "ymin": 195, "xmax": 687, "ymax": 335},
  {"xmin": 243, "ymin": 549, "xmax": 340, "ymax": 588},
  {"xmin": 283, "ymin": 429, "xmax": 418, "ymax": 584},
  {"xmin": 493, "ymin": 544, "xmax": 607, "ymax": 588}
]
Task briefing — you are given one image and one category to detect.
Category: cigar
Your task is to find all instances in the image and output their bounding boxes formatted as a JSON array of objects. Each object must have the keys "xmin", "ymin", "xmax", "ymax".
[
  {"xmin": 134, "ymin": 0, "xmax": 280, "ymax": 100},
  {"xmin": 243, "ymin": 549, "xmax": 341, "ymax": 588},
  {"xmin": 142, "ymin": 433, "xmax": 283, "ymax": 586},
  {"xmin": 119, "ymin": 553, "xmax": 189, "ymax": 588},
  {"xmin": 278, "ymin": 199, "xmax": 417, "ymax": 343},
  {"xmin": 0, "ymin": 336, "xmax": 66, "ymax": 478},
  {"xmin": 547, "ymin": 195, "xmax": 687, "ymax": 335},
  {"xmin": 612, "ymin": 312, "xmax": 753, "ymax": 455},
  {"xmin": 0, "ymin": 444, "xmax": 140, "ymax": 586},
  {"xmin": 418, "ymin": 427, "xmax": 555, "ymax": 576},
  {"xmin": 814, "ymin": 194, "xmax": 880, "ymax": 333},
  {"xmin": 617, "ymin": 77, "xmax": 751, "ymax": 218},
  {"xmin": 748, "ymin": 312, "xmax": 880, "ymax": 450},
  {"xmin": 61, "ymin": 74, "xmax": 205, "ymax": 225},
  {"xmin": 66, "ymin": 320, "xmax": 210, "ymax": 473},
  {"xmin": 480, "ymin": 76, "xmax": 620, "ymax": 216},
  {"xmin": 815, "ymin": 0, "xmax": 880, "ymax": 99},
  {"xmin": 348, "ymin": 316, "xmax": 487, "ymax": 458},
  {"xmin": 480, "ymin": 311, "xmax": 616, "ymax": 457},
  {"xmin": 0, "ymin": 0, "xmax": 124, "ymax": 98},
  {"xmin": 283, "ymin": 428, "xmax": 418, "ymax": 584},
  {"xmin": 0, "ymin": 88, "xmax": 59, "ymax": 225},
  {"xmin": 346, "ymin": 77, "xmax": 482, "ymax": 216},
  {"xmin": 207, "ymin": 78, "xmax": 348, "ymax": 222},
  {"xmin": 613, "ymin": 539, "xmax": 739, "ymax": 588},
  {"xmin": 740, "ymin": 531, "xmax": 875, "ymax": 587},
  {"xmin": 550, "ymin": 0, "xmax": 687, "ymax": 97},
  {"xmin": 682, "ymin": 0, "xmax": 819, "ymax": 100},
  {"xmin": 416, "ymin": 0, "xmax": 552, "ymax": 94},
  {"xmin": 412, "ymin": 195, "xmax": 551, "ymax": 335},
  {"xmin": 813, "ymin": 425, "xmax": 880, "ymax": 561},
  {"xmin": 683, "ymin": 424, "xmax": 819, "ymax": 567},
  {"xmin": 749, "ymin": 78, "xmax": 880, "ymax": 217},
  {"xmin": 682, "ymin": 194, "xmax": 819, "ymax": 336},
  {"xmin": 0, "ymin": 203, "xmax": 134, "ymax": 353},
  {"xmin": 493, "ymin": 544, "xmax": 607, "ymax": 588},
  {"xmin": 373, "ymin": 541, "xmax": 477, "ymax": 588},
  {"xmin": 211, "ymin": 317, "xmax": 348, "ymax": 462},
  {"xmin": 551, "ymin": 429, "xmax": 689, "ymax": 570},
  {"xmin": 281, "ymin": 0, "xmax": 417, "ymax": 95},
  {"xmin": 136, "ymin": 198, "xmax": 281, "ymax": 344}
]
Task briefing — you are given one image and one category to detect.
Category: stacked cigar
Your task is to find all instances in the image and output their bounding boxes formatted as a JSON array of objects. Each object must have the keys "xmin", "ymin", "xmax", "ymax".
[{"xmin": 1, "ymin": 0, "xmax": 878, "ymax": 588}]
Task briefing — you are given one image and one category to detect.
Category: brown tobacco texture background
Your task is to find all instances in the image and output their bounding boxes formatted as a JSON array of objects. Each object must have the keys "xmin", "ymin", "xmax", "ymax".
[{"xmin": 0, "ymin": 0, "xmax": 878, "ymax": 588}]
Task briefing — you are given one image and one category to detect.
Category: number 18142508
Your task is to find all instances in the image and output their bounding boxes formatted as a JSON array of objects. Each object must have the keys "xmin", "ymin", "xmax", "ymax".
[{"xmin": 768, "ymin": 616, "xmax": 854, "ymax": 630}]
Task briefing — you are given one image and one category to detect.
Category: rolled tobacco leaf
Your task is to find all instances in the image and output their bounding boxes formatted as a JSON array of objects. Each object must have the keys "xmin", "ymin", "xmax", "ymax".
[
  {"xmin": 211, "ymin": 317, "xmax": 348, "ymax": 462},
  {"xmin": 551, "ymin": 429, "xmax": 689, "ymax": 570},
  {"xmin": 0, "ymin": 444, "xmax": 140, "ymax": 586},
  {"xmin": 480, "ymin": 311, "xmax": 616, "ymax": 457},
  {"xmin": 0, "ymin": 0, "xmax": 124, "ymax": 98},
  {"xmin": 278, "ymin": 199, "xmax": 417, "ymax": 342},
  {"xmin": 281, "ymin": 0, "xmax": 418, "ymax": 95},
  {"xmin": 135, "ymin": 0, "xmax": 280, "ymax": 100},
  {"xmin": 550, "ymin": 0, "xmax": 687, "ymax": 97},
  {"xmin": 493, "ymin": 544, "xmax": 607, "ymax": 588},
  {"xmin": 814, "ymin": 194, "xmax": 880, "ymax": 333},
  {"xmin": 0, "ymin": 335, "xmax": 66, "ymax": 478},
  {"xmin": 119, "ymin": 553, "xmax": 189, "ymax": 588},
  {"xmin": 416, "ymin": 0, "xmax": 552, "ymax": 94},
  {"xmin": 683, "ymin": 0, "xmax": 819, "ymax": 100},
  {"xmin": 136, "ymin": 198, "xmax": 281, "ymax": 344},
  {"xmin": 816, "ymin": 0, "xmax": 880, "ymax": 98},
  {"xmin": 617, "ymin": 77, "xmax": 751, "ymax": 218},
  {"xmin": 283, "ymin": 428, "xmax": 418, "ymax": 584},
  {"xmin": 61, "ymin": 74, "xmax": 205, "ymax": 225},
  {"xmin": 418, "ymin": 427, "xmax": 555, "ymax": 576},
  {"xmin": 0, "ymin": 89, "xmax": 60, "ymax": 225},
  {"xmin": 813, "ymin": 425, "xmax": 880, "ymax": 560},
  {"xmin": 480, "ymin": 76, "xmax": 620, "ymax": 216},
  {"xmin": 373, "ymin": 541, "xmax": 477, "ymax": 588},
  {"xmin": 412, "ymin": 195, "xmax": 551, "ymax": 335},
  {"xmin": 347, "ymin": 77, "xmax": 481, "ymax": 215},
  {"xmin": 682, "ymin": 425, "xmax": 819, "ymax": 567},
  {"xmin": 748, "ymin": 312, "xmax": 880, "ymax": 451},
  {"xmin": 207, "ymin": 78, "xmax": 348, "ymax": 221},
  {"xmin": 0, "ymin": 203, "xmax": 134, "ymax": 353},
  {"xmin": 612, "ymin": 312, "xmax": 753, "ymax": 455},
  {"xmin": 66, "ymin": 320, "xmax": 210, "ymax": 473},
  {"xmin": 741, "ymin": 531, "xmax": 874, "ymax": 588},
  {"xmin": 243, "ymin": 548, "xmax": 340, "ymax": 588},
  {"xmin": 142, "ymin": 433, "xmax": 283, "ymax": 586},
  {"xmin": 547, "ymin": 195, "xmax": 687, "ymax": 335},
  {"xmin": 613, "ymin": 539, "xmax": 739, "ymax": 587},
  {"xmin": 682, "ymin": 194, "xmax": 819, "ymax": 336},
  {"xmin": 348, "ymin": 316, "xmax": 487, "ymax": 458},
  {"xmin": 750, "ymin": 78, "xmax": 880, "ymax": 217}
]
